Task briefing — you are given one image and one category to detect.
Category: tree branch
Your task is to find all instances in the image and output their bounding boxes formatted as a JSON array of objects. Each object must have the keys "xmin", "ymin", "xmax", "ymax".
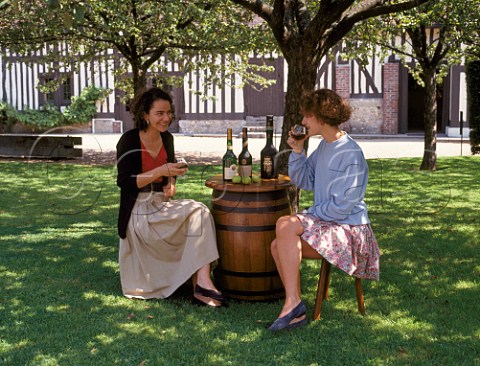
[
  {"xmin": 321, "ymin": 0, "xmax": 430, "ymax": 56},
  {"xmin": 345, "ymin": 0, "xmax": 430, "ymax": 25},
  {"xmin": 229, "ymin": 0, "xmax": 273, "ymax": 22},
  {"xmin": 294, "ymin": 1, "xmax": 311, "ymax": 35}
]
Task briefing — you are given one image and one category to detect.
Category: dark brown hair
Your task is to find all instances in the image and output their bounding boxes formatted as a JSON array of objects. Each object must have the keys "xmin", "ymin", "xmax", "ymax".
[
  {"xmin": 132, "ymin": 87, "xmax": 174, "ymax": 131},
  {"xmin": 300, "ymin": 89, "xmax": 352, "ymax": 126}
]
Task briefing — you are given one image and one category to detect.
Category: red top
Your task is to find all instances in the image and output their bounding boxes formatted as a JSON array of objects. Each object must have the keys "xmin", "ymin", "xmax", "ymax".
[{"xmin": 141, "ymin": 142, "xmax": 167, "ymax": 182}]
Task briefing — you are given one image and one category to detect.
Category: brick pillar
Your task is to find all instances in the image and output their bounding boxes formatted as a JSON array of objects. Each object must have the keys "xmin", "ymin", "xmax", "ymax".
[
  {"xmin": 335, "ymin": 63, "xmax": 350, "ymax": 99},
  {"xmin": 335, "ymin": 63, "xmax": 351, "ymax": 132},
  {"xmin": 383, "ymin": 62, "xmax": 399, "ymax": 134}
]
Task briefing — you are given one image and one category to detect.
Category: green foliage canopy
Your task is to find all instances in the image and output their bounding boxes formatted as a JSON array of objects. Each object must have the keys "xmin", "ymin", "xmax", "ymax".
[{"xmin": 0, "ymin": 0, "xmax": 276, "ymax": 99}]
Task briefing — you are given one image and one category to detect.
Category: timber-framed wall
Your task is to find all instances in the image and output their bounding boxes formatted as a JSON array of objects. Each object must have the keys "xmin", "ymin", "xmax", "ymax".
[{"xmin": 0, "ymin": 48, "xmax": 467, "ymax": 136}]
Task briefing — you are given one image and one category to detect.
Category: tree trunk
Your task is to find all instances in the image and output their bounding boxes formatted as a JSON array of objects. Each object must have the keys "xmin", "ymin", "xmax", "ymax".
[
  {"xmin": 277, "ymin": 58, "xmax": 317, "ymax": 175},
  {"xmin": 132, "ymin": 62, "xmax": 147, "ymax": 100},
  {"xmin": 277, "ymin": 55, "xmax": 317, "ymax": 211},
  {"xmin": 466, "ymin": 61, "xmax": 480, "ymax": 155},
  {"xmin": 420, "ymin": 67, "xmax": 437, "ymax": 171}
]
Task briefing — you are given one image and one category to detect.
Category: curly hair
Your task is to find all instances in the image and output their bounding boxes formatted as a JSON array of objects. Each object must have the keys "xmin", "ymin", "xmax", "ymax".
[
  {"xmin": 131, "ymin": 87, "xmax": 174, "ymax": 131},
  {"xmin": 300, "ymin": 89, "xmax": 352, "ymax": 126}
]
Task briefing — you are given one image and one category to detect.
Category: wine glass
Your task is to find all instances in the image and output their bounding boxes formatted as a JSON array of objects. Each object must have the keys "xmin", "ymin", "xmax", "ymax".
[
  {"xmin": 291, "ymin": 125, "xmax": 307, "ymax": 140},
  {"xmin": 176, "ymin": 157, "xmax": 188, "ymax": 176}
]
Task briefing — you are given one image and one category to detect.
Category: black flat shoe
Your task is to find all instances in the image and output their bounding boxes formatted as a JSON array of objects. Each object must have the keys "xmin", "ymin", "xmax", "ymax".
[
  {"xmin": 194, "ymin": 284, "xmax": 226, "ymax": 302},
  {"xmin": 192, "ymin": 296, "xmax": 223, "ymax": 308},
  {"xmin": 267, "ymin": 301, "xmax": 307, "ymax": 331}
]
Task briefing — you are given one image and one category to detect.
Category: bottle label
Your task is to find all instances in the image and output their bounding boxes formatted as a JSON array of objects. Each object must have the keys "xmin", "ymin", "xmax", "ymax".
[
  {"xmin": 224, "ymin": 164, "xmax": 237, "ymax": 180},
  {"xmin": 239, "ymin": 165, "xmax": 252, "ymax": 177},
  {"xmin": 262, "ymin": 157, "xmax": 273, "ymax": 175}
]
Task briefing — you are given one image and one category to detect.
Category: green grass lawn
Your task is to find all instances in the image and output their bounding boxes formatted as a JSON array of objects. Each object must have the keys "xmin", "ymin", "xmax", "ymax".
[{"xmin": 1, "ymin": 157, "xmax": 479, "ymax": 366}]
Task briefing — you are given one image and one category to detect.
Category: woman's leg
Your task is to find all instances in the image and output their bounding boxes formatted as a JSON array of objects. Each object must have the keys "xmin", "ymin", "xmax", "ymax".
[
  {"xmin": 271, "ymin": 215, "xmax": 322, "ymax": 322},
  {"xmin": 194, "ymin": 264, "xmax": 216, "ymax": 289},
  {"xmin": 191, "ymin": 264, "xmax": 223, "ymax": 306},
  {"xmin": 273, "ymin": 215, "xmax": 305, "ymax": 319}
]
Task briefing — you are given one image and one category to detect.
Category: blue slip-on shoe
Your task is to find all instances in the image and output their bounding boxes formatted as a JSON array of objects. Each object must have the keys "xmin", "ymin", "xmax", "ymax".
[{"xmin": 267, "ymin": 301, "xmax": 307, "ymax": 331}]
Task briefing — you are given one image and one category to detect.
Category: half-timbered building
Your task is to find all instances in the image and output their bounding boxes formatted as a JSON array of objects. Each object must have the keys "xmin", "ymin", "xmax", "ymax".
[{"xmin": 0, "ymin": 46, "xmax": 468, "ymax": 137}]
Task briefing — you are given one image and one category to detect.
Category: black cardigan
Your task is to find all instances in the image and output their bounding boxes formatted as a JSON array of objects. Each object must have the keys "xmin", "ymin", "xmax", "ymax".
[{"xmin": 116, "ymin": 128, "xmax": 175, "ymax": 238}]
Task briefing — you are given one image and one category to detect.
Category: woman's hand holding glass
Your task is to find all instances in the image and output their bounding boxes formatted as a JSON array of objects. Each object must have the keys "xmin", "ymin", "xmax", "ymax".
[
  {"xmin": 288, "ymin": 125, "xmax": 308, "ymax": 153},
  {"xmin": 161, "ymin": 161, "xmax": 188, "ymax": 177},
  {"xmin": 176, "ymin": 158, "xmax": 188, "ymax": 176}
]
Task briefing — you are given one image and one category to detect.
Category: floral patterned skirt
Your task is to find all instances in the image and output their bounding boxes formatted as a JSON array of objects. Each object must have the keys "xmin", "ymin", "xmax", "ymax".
[{"xmin": 297, "ymin": 213, "xmax": 380, "ymax": 280}]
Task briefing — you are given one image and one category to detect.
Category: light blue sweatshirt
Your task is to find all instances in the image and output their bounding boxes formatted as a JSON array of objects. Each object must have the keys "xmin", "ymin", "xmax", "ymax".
[{"xmin": 288, "ymin": 133, "xmax": 370, "ymax": 225}]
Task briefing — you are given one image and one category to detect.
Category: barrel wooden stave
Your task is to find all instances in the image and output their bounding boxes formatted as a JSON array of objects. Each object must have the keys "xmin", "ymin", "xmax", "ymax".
[{"xmin": 211, "ymin": 188, "xmax": 289, "ymax": 301}]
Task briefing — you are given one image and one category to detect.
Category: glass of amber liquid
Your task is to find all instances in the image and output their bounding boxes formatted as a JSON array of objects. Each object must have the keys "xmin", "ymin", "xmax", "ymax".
[
  {"xmin": 177, "ymin": 157, "xmax": 188, "ymax": 176},
  {"xmin": 291, "ymin": 125, "xmax": 307, "ymax": 140}
]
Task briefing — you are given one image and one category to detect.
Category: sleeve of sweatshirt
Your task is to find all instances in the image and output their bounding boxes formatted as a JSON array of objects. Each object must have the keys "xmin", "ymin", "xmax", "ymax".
[{"xmin": 288, "ymin": 148, "xmax": 318, "ymax": 191}]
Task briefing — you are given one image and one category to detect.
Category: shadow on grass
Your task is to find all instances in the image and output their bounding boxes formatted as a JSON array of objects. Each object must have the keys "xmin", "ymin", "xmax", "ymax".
[{"xmin": 1, "ymin": 158, "xmax": 479, "ymax": 365}]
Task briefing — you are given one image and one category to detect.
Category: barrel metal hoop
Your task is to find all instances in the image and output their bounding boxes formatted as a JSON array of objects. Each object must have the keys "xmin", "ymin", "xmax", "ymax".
[
  {"xmin": 215, "ymin": 224, "xmax": 276, "ymax": 232},
  {"xmin": 212, "ymin": 190, "xmax": 287, "ymax": 202},
  {"xmin": 218, "ymin": 287, "xmax": 285, "ymax": 297},
  {"xmin": 212, "ymin": 202, "xmax": 290, "ymax": 214},
  {"xmin": 215, "ymin": 267, "xmax": 279, "ymax": 278}
]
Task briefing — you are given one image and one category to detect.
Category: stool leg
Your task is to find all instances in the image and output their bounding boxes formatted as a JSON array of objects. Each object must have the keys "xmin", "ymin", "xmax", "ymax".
[
  {"xmin": 323, "ymin": 262, "xmax": 332, "ymax": 300},
  {"xmin": 355, "ymin": 277, "xmax": 366, "ymax": 316},
  {"xmin": 313, "ymin": 259, "xmax": 331, "ymax": 321}
]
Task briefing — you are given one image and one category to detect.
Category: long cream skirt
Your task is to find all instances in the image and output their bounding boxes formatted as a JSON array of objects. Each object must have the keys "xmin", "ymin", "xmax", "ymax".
[{"xmin": 119, "ymin": 192, "xmax": 219, "ymax": 299}]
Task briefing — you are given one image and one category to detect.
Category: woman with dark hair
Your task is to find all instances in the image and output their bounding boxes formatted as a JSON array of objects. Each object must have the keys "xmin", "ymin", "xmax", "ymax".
[
  {"xmin": 267, "ymin": 89, "xmax": 380, "ymax": 331},
  {"xmin": 116, "ymin": 87, "xmax": 225, "ymax": 307}
]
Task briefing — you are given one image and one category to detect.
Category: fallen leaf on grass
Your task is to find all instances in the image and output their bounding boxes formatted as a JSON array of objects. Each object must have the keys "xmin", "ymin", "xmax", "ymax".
[{"xmin": 127, "ymin": 313, "xmax": 135, "ymax": 320}]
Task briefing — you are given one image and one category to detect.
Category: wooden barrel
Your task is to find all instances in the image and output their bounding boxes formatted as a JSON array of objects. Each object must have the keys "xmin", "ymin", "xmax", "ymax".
[{"xmin": 205, "ymin": 176, "xmax": 292, "ymax": 301}]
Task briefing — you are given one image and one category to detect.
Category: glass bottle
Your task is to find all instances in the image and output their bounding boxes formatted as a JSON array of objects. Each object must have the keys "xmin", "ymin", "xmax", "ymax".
[
  {"xmin": 222, "ymin": 128, "xmax": 237, "ymax": 181},
  {"xmin": 238, "ymin": 127, "xmax": 252, "ymax": 178},
  {"xmin": 260, "ymin": 115, "xmax": 279, "ymax": 179}
]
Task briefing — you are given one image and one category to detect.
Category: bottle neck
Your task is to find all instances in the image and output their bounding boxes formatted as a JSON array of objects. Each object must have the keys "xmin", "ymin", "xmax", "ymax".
[
  {"xmin": 265, "ymin": 126, "xmax": 274, "ymax": 145},
  {"xmin": 266, "ymin": 134, "xmax": 273, "ymax": 144},
  {"xmin": 241, "ymin": 128, "xmax": 248, "ymax": 150},
  {"xmin": 227, "ymin": 129, "xmax": 233, "ymax": 150}
]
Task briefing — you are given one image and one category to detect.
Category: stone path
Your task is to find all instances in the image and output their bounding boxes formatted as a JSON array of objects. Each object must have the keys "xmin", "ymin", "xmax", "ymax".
[
  {"xmin": 1, "ymin": 133, "xmax": 469, "ymax": 165},
  {"xmin": 78, "ymin": 133, "xmax": 469, "ymax": 165}
]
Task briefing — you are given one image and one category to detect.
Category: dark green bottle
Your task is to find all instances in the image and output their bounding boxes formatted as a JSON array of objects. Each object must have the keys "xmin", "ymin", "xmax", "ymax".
[
  {"xmin": 222, "ymin": 128, "xmax": 237, "ymax": 181},
  {"xmin": 238, "ymin": 128, "xmax": 252, "ymax": 178},
  {"xmin": 260, "ymin": 115, "xmax": 278, "ymax": 179}
]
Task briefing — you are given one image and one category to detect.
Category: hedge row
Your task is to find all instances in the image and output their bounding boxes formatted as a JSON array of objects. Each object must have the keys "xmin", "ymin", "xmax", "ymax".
[{"xmin": 0, "ymin": 86, "xmax": 111, "ymax": 132}]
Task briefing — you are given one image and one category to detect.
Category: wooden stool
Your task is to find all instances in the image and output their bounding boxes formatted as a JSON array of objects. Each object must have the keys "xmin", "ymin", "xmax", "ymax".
[{"xmin": 312, "ymin": 258, "xmax": 366, "ymax": 320}]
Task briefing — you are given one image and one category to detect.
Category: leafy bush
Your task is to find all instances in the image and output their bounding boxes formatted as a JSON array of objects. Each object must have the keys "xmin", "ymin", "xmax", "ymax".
[
  {"xmin": 466, "ymin": 61, "xmax": 480, "ymax": 155},
  {"xmin": 16, "ymin": 104, "xmax": 64, "ymax": 129},
  {"xmin": 1, "ymin": 102, "xmax": 63, "ymax": 132},
  {"xmin": 63, "ymin": 85, "xmax": 111, "ymax": 124},
  {"xmin": 0, "ymin": 101, "xmax": 19, "ymax": 132},
  {"xmin": 0, "ymin": 86, "xmax": 111, "ymax": 131}
]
